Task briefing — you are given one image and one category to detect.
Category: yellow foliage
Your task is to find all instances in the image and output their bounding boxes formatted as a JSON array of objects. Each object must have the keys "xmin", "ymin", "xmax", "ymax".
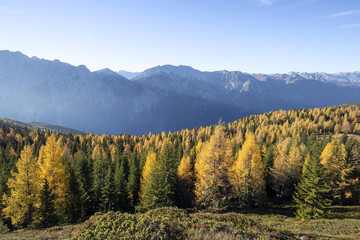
[
  {"xmin": 320, "ymin": 137, "xmax": 358, "ymax": 201},
  {"xmin": 3, "ymin": 146, "xmax": 41, "ymax": 226},
  {"xmin": 178, "ymin": 155, "xmax": 194, "ymax": 186},
  {"xmin": 140, "ymin": 150, "xmax": 158, "ymax": 195},
  {"xmin": 230, "ymin": 131, "xmax": 265, "ymax": 206},
  {"xmin": 194, "ymin": 125, "xmax": 234, "ymax": 210},
  {"xmin": 271, "ymin": 138, "xmax": 302, "ymax": 198},
  {"xmin": 38, "ymin": 134, "xmax": 68, "ymax": 210}
]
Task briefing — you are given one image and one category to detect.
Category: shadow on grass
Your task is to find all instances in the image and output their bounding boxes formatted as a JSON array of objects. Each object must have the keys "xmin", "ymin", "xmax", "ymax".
[
  {"xmin": 327, "ymin": 206, "xmax": 360, "ymax": 219},
  {"xmin": 228, "ymin": 203, "xmax": 297, "ymax": 218}
]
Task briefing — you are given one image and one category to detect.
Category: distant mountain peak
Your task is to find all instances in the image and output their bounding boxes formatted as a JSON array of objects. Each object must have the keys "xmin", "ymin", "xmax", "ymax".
[
  {"xmin": 1, "ymin": 50, "xmax": 360, "ymax": 135},
  {"xmin": 95, "ymin": 68, "xmax": 117, "ymax": 76}
]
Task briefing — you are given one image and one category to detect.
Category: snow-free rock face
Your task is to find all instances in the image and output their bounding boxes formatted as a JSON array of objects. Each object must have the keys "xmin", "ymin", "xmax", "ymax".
[{"xmin": 1, "ymin": 50, "xmax": 360, "ymax": 135}]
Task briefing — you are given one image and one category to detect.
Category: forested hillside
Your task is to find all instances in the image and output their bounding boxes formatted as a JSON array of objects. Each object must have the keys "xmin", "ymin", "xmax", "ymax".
[{"xmin": 1, "ymin": 104, "xmax": 360, "ymax": 230}]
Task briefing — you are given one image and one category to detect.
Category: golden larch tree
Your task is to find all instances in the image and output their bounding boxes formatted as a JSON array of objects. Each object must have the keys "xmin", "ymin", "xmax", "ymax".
[
  {"xmin": 194, "ymin": 124, "xmax": 234, "ymax": 210},
  {"xmin": 3, "ymin": 146, "xmax": 40, "ymax": 227},
  {"xmin": 230, "ymin": 131, "xmax": 265, "ymax": 207},
  {"xmin": 140, "ymin": 150, "xmax": 157, "ymax": 197},
  {"xmin": 38, "ymin": 134, "xmax": 69, "ymax": 211},
  {"xmin": 178, "ymin": 155, "xmax": 194, "ymax": 207},
  {"xmin": 320, "ymin": 138, "xmax": 358, "ymax": 202}
]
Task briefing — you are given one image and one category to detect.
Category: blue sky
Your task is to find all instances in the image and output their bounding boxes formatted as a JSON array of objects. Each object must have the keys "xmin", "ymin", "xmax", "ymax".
[{"xmin": 0, "ymin": 0, "xmax": 359, "ymax": 73}]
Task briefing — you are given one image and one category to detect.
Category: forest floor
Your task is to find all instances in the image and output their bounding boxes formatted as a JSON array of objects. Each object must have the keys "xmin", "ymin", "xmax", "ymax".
[
  {"xmin": 0, "ymin": 205, "xmax": 359, "ymax": 239},
  {"xmin": 240, "ymin": 205, "xmax": 360, "ymax": 239}
]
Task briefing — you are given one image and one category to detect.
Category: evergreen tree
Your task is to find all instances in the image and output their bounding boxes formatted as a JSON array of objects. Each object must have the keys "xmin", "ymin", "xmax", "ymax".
[
  {"xmin": 294, "ymin": 141, "xmax": 331, "ymax": 220},
  {"xmin": 140, "ymin": 142, "xmax": 178, "ymax": 210},
  {"xmin": 114, "ymin": 155, "xmax": 128, "ymax": 211},
  {"xmin": 38, "ymin": 178, "xmax": 57, "ymax": 228},
  {"xmin": 127, "ymin": 150, "xmax": 140, "ymax": 207},
  {"xmin": 100, "ymin": 167, "xmax": 115, "ymax": 212},
  {"xmin": 71, "ymin": 151, "xmax": 93, "ymax": 219},
  {"xmin": 66, "ymin": 167, "xmax": 81, "ymax": 222},
  {"xmin": 92, "ymin": 147, "xmax": 111, "ymax": 211}
]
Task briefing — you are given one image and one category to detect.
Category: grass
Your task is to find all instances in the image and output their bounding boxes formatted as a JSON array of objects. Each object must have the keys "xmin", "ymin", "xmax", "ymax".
[
  {"xmin": 0, "ymin": 224, "xmax": 79, "ymax": 240},
  {"xmin": 1, "ymin": 205, "xmax": 359, "ymax": 239},
  {"xmin": 241, "ymin": 205, "xmax": 360, "ymax": 240}
]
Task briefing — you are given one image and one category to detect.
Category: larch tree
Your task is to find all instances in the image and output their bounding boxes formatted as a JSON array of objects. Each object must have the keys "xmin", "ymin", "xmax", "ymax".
[
  {"xmin": 230, "ymin": 131, "xmax": 265, "ymax": 207},
  {"xmin": 271, "ymin": 138, "xmax": 291, "ymax": 198},
  {"xmin": 194, "ymin": 124, "xmax": 234, "ymax": 211},
  {"xmin": 140, "ymin": 150, "xmax": 157, "ymax": 198},
  {"xmin": 320, "ymin": 138, "xmax": 358, "ymax": 203},
  {"xmin": 177, "ymin": 155, "xmax": 194, "ymax": 208},
  {"xmin": 286, "ymin": 141, "xmax": 303, "ymax": 193},
  {"xmin": 271, "ymin": 138, "xmax": 302, "ymax": 199},
  {"xmin": 3, "ymin": 146, "xmax": 40, "ymax": 227},
  {"xmin": 38, "ymin": 134, "xmax": 69, "ymax": 216},
  {"xmin": 0, "ymin": 147, "xmax": 9, "ymax": 215}
]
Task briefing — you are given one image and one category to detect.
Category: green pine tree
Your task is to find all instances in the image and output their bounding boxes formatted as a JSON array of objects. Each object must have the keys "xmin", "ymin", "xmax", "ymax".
[
  {"xmin": 66, "ymin": 167, "xmax": 81, "ymax": 222},
  {"xmin": 71, "ymin": 151, "xmax": 93, "ymax": 219},
  {"xmin": 127, "ymin": 150, "xmax": 140, "ymax": 207},
  {"xmin": 114, "ymin": 155, "xmax": 128, "ymax": 211},
  {"xmin": 38, "ymin": 178, "xmax": 57, "ymax": 228},
  {"xmin": 140, "ymin": 143, "xmax": 178, "ymax": 210},
  {"xmin": 293, "ymin": 140, "xmax": 331, "ymax": 220},
  {"xmin": 92, "ymin": 147, "xmax": 111, "ymax": 211},
  {"xmin": 100, "ymin": 166, "xmax": 115, "ymax": 212}
]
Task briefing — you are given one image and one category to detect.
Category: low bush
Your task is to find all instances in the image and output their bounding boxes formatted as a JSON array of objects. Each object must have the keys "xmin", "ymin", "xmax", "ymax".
[{"xmin": 70, "ymin": 207, "xmax": 291, "ymax": 240}]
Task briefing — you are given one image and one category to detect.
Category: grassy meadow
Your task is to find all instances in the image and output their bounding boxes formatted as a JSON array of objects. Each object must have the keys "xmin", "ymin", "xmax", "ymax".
[{"xmin": 1, "ymin": 205, "xmax": 359, "ymax": 240}]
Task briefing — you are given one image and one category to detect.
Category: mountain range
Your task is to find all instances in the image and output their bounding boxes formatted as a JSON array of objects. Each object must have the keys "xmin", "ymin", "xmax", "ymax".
[{"xmin": 1, "ymin": 50, "xmax": 360, "ymax": 135}]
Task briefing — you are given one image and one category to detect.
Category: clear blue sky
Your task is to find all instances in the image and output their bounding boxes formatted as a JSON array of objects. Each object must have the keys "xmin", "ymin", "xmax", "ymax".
[{"xmin": 1, "ymin": 0, "xmax": 359, "ymax": 73}]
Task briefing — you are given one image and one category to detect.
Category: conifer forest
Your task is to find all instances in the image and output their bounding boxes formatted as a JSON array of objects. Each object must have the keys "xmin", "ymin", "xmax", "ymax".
[{"xmin": 1, "ymin": 105, "xmax": 360, "ymax": 239}]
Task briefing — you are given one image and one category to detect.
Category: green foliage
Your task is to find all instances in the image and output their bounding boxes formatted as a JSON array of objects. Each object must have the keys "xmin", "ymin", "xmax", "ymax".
[
  {"xmin": 139, "ymin": 143, "xmax": 178, "ymax": 210},
  {"xmin": 37, "ymin": 178, "xmax": 57, "ymax": 228},
  {"xmin": 127, "ymin": 150, "xmax": 140, "ymax": 207},
  {"xmin": 100, "ymin": 167, "xmax": 115, "ymax": 212},
  {"xmin": 293, "ymin": 140, "xmax": 331, "ymax": 220},
  {"xmin": 0, "ymin": 219, "xmax": 9, "ymax": 234},
  {"xmin": 114, "ymin": 155, "xmax": 128, "ymax": 211},
  {"xmin": 70, "ymin": 207, "xmax": 283, "ymax": 240},
  {"xmin": 70, "ymin": 151, "xmax": 93, "ymax": 220},
  {"xmin": 70, "ymin": 208, "xmax": 191, "ymax": 240},
  {"xmin": 92, "ymin": 147, "xmax": 111, "ymax": 211}
]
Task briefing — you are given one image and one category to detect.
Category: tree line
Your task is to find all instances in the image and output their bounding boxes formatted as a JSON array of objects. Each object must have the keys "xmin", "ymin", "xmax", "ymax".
[{"xmin": 1, "ymin": 105, "xmax": 360, "ymax": 229}]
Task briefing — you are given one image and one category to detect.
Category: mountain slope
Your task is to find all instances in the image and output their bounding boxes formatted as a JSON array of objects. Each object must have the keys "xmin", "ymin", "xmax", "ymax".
[
  {"xmin": 0, "ymin": 118, "xmax": 82, "ymax": 134},
  {"xmin": 1, "ymin": 50, "xmax": 360, "ymax": 135}
]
